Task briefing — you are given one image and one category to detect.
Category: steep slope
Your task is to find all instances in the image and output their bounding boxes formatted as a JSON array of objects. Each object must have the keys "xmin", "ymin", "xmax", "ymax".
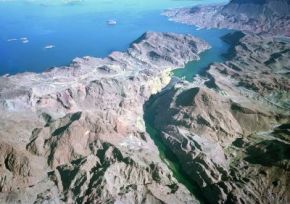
[
  {"xmin": 0, "ymin": 32, "xmax": 210, "ymax": 203},
  {"xmin": 222, "ymin": 0, "xmax": 290, "ymax": 17},
  {"xmin": 148, "ymin": 32, "xmax": 290, "ymax": 203},
  {"xmin": 163, "ymin": 0, "xmax": 290, "ymax": 36}
]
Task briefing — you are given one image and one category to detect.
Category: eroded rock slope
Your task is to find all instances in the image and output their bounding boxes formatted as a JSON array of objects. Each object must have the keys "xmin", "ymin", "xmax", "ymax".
[
  {"xmin": 149, "ymin": 32, "xmax": 290, "ymax": 203},
  {"xmin": 163, "ymin": 0, "xmax": 290, "ymax": 36},
  {"xmin": 0, "ymin": 32, "xmax": 210, "ymax": 204}
]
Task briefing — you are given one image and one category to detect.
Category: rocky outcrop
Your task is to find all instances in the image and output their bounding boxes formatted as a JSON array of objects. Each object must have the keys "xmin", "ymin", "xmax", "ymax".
[
  {"xmin": 0, "ymin": 32, "xmax": 209, "ymax": 203},
  {"xmin": 163, "ymin": 0, "xmax": 290, "ymax": 36},
  {"xmin": 148, "ymin": 32, "xmax": 290, "ymax": 203}
]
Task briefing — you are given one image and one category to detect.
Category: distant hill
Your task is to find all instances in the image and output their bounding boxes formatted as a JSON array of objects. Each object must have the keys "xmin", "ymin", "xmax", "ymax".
[
  {"xmin": 164, "ymin": 0, "xmax": 290, "ymax": 36},
  {"xmin": 222, "ymin": 0, "xmax": 290, "ymax": 18}
]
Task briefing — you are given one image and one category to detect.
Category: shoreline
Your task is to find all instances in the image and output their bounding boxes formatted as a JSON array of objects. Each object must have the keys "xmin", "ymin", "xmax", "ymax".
[
  {"xmin": 0, "ymin": 31, "xmax": 210, "ymax": 203},
  {"xmin": 1, "ymin": 0, "xmax": 290, "ymax": 203}
]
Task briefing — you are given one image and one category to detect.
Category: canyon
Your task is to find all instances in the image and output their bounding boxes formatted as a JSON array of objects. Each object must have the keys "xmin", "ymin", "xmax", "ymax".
[
  {"xmin": 146, "ymin": 31, "xmax": 290, "ymax": 203},
  {"xmin": 1, "ymin": 0, "xmax": 290, "ymax": 203},
  {"xmin": 0, "ymin": 32, "xmax": 209, "ymax": 203}
]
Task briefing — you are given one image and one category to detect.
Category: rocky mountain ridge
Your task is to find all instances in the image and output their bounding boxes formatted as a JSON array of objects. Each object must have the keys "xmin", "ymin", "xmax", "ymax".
[
  {"xmin": 163, "ymin": 0, "xmax": 290, "ymax": 36},
  {"xmin": 1, "ymin": 0, "xmax": 290, "ymax": 202},
  {"xmin": 148, "ymin": 32, "xmax": 290, "ymax": 203},
  {"xmin": 0, "ymin": 32, "xmax": 209, "ymax": 204}
]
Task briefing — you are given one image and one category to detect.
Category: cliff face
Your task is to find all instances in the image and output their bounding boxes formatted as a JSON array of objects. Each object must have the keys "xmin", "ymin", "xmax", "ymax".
[
  {"xmin": 161, "ymin": 2, "xmax": 290, "ymax": 202},
  {"xmin": 163, "ymin": 0, "xmax": 290, "ymax": 36},
  {"xmin": 0, "ymin": 32, "xmax": 210, "ymax": 204},
  {"xmin": 149, "ymin": 32, "xmax": 290, "ymax": 204},
  {"xmin": 222, "ymin": 0, "xmax": 290, "ymax": 18}
]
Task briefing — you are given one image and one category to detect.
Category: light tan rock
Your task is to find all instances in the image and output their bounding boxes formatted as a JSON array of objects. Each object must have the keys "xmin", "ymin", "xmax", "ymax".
[
  {"xmin": 150, "ymin": 32, "xmax": 290, "ymax": 203},
  {"xmin": 0, "ymin": 32, "xmax": 209, "ymax": 203}
]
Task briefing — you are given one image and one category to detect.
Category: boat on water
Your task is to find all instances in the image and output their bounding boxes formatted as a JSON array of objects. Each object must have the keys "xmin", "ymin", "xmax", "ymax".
[
  {"xmin": 7, "ymin": 38, "xmax": 18, "ymax": 42},
  {"xmin": 44, "ymin": 45, "xmax": 55, "ymax": 49},
  {"xmin": 107, "ymin": 19, "xmax": 117, "ymax": 25}
]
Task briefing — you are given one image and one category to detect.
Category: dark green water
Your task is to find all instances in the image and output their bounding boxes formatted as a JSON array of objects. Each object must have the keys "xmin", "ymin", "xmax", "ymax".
[
  {"xmin": 144, "ymin": 30, "xmax": 233, "ymax": 202},
  {"xmin": 144, "ymin": 95, "xmax": 206, "ymax": 202},
  {"xmin": 173, "ymin": 29, "xmax": 231, "ymax": 81}
]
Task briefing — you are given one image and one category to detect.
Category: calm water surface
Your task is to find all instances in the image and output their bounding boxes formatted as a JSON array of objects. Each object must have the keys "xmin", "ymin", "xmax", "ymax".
[
  {"xmin": 0, "ymin": 0, "xmax": 228, "ymax": 75},
  {"xmin": 1, "ymin": 0, "xmax": 232, "ymax": 201}
]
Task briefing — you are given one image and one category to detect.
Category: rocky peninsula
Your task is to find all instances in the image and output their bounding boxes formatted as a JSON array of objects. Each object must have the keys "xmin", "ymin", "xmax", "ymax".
[
  {"xmin": 0, "ymin": 32, "xmax": 209, "ymax": 203},
  {"xmin": 148, "ymin": 31, "xmax": 290, "ymax": 203},
  {"xmin": 1, "ymin": 0, "xmax": 290, "ymax": 203},
  {"xmin": 149, "ymin": 0, "xmax": 290, "ymax": 202}
]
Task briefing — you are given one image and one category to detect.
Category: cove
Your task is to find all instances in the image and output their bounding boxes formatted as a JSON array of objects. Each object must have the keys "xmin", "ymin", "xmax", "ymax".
[
  {"xmin": 0, "ymin": 0, "xmax": 227, "ymax": 75},
  {"xmin": 1, "ymin": 0, "xmax": 232, "ymax": 201},
  {"xmin": 144, "ymin": 30, "xmax": 233, "ymax": 202}
]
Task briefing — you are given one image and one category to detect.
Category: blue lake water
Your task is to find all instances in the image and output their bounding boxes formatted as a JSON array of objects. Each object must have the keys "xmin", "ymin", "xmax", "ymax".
[
  {"xmin": 1, "ymin": 0, "xmax": 232, "ymax": 201},
  {"xmin": 0, "ymin": 0, "xmax": 229, "ymax": 76}
]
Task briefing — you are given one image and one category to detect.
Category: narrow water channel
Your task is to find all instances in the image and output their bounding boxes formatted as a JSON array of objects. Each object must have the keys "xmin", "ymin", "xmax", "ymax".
[
  {"xmin": 143, "ymin": 30, "xmax": 236, "ymax": 202},
  {"xmin": 144, "ymin": 94, "xmax": 206, "ymax": 202}
]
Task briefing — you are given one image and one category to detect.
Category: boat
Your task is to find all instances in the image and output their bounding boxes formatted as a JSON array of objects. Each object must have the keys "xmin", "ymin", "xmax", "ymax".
[
  {"xmin": 44, "ymin": 45, "xmax": 55, "ymax": 49},
  {"xmin": 107, "ymin": 19, "xmax": 117, "ymax": 25}
]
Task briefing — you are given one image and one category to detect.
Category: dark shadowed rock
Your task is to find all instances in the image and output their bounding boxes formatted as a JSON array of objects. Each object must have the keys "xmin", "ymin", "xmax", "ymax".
[
  {"xmin": 150, "ymin": 32, "xmax": 290, "ymax": 203},
  {"xmin": 0, "ymin": 32, "xmax": 209, "ymax": 203}
]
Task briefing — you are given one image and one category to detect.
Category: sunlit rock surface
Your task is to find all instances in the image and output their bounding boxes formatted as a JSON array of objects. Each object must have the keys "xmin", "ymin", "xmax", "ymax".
[
  {"xmin": 150, "ymin": 32, "xmax": 290, "ymax": 203},
  {"xmin": 0, "ymin": 32, "xmax": 210, "ymax": 203},
  {"xmin": 163, "ymin": 0, "xmax": 290, "ymax": 36}
]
